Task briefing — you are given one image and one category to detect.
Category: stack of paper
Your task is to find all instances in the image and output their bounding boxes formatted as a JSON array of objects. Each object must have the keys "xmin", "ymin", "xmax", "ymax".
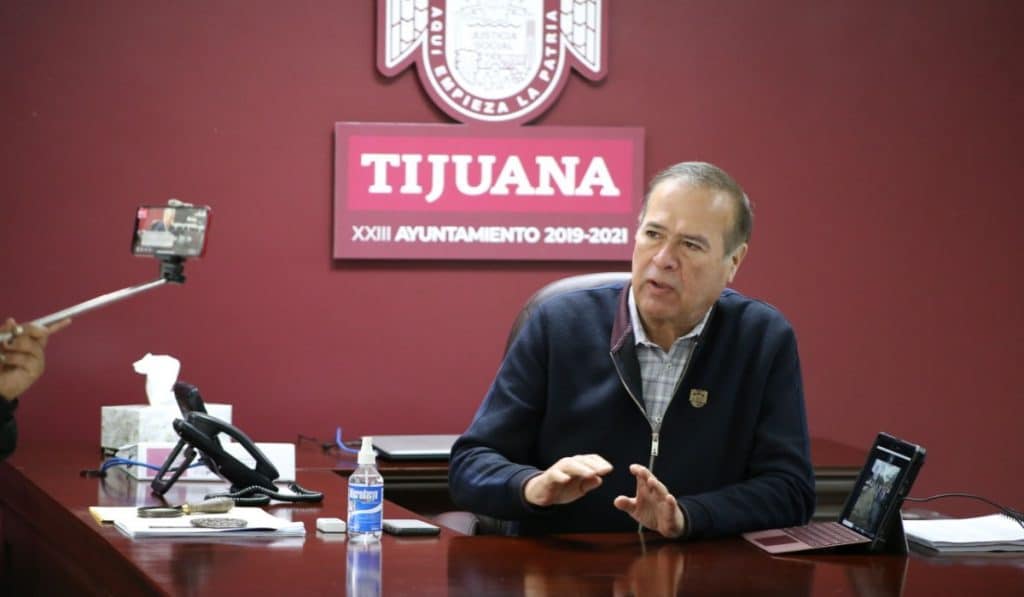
[
  {"xmin": 904, "ymin": 513, "xmax": 1024, "ymax": 554},
  {"xmin": 91, "ymin": 506, "xmax": 306, "ymax": 539}
]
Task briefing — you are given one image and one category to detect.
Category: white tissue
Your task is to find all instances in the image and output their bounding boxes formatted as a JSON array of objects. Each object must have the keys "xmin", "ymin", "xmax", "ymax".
[{"xmin": 132, "ymin": 353, "xmax": 180, "ymax": 408}]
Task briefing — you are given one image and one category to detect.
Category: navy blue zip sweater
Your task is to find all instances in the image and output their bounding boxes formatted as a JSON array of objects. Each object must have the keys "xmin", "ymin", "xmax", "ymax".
[{"xmin": 449, "ymin": 284, "xmax": 815, "ymax": 538}]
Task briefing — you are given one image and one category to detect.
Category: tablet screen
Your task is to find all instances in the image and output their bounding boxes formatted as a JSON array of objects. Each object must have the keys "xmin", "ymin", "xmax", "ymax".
[{"xmin": 840, "ymin": 434, "xmax": 925, "ymax": 539}]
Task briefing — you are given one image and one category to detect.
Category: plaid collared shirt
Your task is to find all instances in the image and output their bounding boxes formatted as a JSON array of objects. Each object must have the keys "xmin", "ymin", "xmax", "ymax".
[{"xmin": 628, "ymin": 289, "xmax": 709, "ymax": 428}]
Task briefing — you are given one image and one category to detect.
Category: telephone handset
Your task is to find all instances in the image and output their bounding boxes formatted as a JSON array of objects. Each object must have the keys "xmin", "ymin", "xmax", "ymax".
[
  {"xmin": 173, "ymin": 381, "xmax": 207, "ymax": 415},
  {"xmin": 174, "ymin": 412, "xmax": 281, "ymax": 490},
  {"xmin": 150, "ymin": 382, "xmax": 322, "ymax": 505}
]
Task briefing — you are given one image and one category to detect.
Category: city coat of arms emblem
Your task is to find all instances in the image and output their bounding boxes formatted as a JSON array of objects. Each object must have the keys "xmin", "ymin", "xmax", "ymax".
[{"xmin": 378, "ymin": 0, "xmax": 607, "ymax": 125}]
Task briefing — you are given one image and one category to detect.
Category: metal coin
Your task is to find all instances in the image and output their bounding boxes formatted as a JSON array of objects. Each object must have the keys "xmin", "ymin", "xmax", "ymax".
[{"xmin": 190, "ymin": 517, "xmax": 248, "ymax": 529}]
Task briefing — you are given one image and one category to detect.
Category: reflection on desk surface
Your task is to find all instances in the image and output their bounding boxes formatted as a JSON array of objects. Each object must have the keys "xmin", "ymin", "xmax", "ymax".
[
  {"xmin": 446, "ymin": 532, "xmax": 916, "ymax": 596},
  {"xmin": 448, "ymin": 534, "xmax": 803, "ymax": 595}
]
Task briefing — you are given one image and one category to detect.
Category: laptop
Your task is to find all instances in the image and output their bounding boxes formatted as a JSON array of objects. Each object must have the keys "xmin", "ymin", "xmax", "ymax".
[
  {"xmin": 371, "ymin": 434, "xmax": 460, "ymax": 461},
  {"xmin": 743, "ymin": 432, "xmax": 926, "ymax": 554}
]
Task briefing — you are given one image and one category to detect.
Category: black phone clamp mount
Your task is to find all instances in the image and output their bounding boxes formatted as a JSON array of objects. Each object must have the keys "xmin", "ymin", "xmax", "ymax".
[{"xmin": 159, "ymin": 255, "xmax": 186, "ymax": 284}]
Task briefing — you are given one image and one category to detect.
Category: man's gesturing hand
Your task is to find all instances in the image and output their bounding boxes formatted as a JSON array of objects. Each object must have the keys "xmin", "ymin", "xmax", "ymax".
[
  {"xmin": 524, "ymin": 454, "xmax": 613, "ymax": 507},
  {"xmin": 613, "ymin": 464, "xmax": 686, "ymax": 538}
]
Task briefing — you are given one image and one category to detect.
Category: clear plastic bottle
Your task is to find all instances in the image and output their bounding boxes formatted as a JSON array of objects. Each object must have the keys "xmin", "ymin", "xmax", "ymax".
[{"xmin": 347, "ymin": 436, "xmax": 383, "ymax": 542}]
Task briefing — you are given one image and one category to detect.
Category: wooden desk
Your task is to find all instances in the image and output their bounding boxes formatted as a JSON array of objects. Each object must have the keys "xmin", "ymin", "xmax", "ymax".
[
  {"xmin": 1, "ymin": 441, "xmax": 450, "ymax": 595},
  {"xmin": 7, "ymin": 441, "xmax": 1018, "ymax": 596},
  {"xmin": 311, "ymin": 436, "xmax": 866, "ymax": 520}
]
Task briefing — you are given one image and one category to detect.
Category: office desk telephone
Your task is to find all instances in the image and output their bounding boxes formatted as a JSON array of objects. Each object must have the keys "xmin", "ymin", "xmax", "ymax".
[{"xmin": 150, "ymin": 382, "xmax": 322, "ymax": 505}]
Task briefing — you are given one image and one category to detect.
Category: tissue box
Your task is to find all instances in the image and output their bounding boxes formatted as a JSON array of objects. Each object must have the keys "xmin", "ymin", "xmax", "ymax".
[
  {"xmin": 119, "ymin": 441, "xmax": 296, "ymax": 482},
  {"xmin": 100, "ymin": 404, "xmax": 233, "ymax": 451}
]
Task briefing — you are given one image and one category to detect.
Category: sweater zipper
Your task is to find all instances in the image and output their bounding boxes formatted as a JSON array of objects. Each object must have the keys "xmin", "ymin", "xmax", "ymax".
[
  {"xmin": 651, "ymin": 338, "xmax": 699, "ymax": 468},
  {"xmin": 612, "ymin": 306, "xmax": 713, "ymax": 472},
  {"xmin": 610, "ymin": 353, "xmax": 668, "ymax": 471}
]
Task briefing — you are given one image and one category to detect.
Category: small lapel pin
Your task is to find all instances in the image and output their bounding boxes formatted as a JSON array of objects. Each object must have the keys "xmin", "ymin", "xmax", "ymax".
[{"xmin": 689, "ymin": 389, "xmax": 708, "ymax": 408}]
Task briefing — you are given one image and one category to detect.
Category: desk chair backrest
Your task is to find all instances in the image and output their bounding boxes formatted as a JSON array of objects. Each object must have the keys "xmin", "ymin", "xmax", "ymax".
[{"xmin": 503, "ymin": 272, "xmax": 631, "ymax": 354}]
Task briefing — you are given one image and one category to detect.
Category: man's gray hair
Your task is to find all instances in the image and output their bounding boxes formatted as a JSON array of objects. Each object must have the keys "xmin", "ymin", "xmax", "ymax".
[{"xmin": 639, "ymin": 161, "xmax": 754, "ymax": 254}]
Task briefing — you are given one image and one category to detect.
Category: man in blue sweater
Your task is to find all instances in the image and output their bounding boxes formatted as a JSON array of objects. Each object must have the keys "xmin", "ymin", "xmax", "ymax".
[{"xmin": 449, "ymin": 161, "xmax": 815, "ymax": 539}]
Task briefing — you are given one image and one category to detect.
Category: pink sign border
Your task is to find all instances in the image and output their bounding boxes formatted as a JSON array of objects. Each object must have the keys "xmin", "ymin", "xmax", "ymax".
[{"xmin": 333, "ymin": 122, "xmax": 645, "ymax": 262}]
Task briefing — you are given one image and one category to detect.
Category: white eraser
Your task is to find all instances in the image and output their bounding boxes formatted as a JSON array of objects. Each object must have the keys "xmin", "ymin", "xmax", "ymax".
[{"xmin": 316, "ymin": 517, "xmax": 347, "ymax": 533}]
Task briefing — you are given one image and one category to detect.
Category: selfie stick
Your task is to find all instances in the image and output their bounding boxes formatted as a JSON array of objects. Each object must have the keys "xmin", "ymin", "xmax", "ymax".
[{"xmin": 0, "ymin": 257, "xmax": 187, "ymax": 344}]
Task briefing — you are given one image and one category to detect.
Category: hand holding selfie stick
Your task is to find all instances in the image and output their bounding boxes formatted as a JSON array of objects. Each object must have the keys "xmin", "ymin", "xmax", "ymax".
[{"xmin": 0, "ymin": 257, "xmax": 187, "ymax": 344}]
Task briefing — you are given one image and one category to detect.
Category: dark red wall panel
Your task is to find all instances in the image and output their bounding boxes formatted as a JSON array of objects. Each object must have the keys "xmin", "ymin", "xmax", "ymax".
[{"xmin": 2, "ymin": 1, "xmax": 1020, "ymax": 513}]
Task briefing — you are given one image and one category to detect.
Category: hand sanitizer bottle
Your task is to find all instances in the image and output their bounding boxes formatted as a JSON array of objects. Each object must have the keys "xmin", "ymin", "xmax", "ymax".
[{"xmin": 347, "ymin": 436, "xmax": 383, "ymax": 541}]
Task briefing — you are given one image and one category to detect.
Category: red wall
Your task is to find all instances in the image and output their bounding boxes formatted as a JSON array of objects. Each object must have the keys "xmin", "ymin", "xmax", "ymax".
[{"xmin": 3, "ymin": 1, "xmax": 1020, "ymax": 513}]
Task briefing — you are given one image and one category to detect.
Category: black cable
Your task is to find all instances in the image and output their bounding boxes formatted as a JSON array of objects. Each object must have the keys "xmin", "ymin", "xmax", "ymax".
[
  {"xmin": 79, "ymin": 458, "xmax": 200, "ymax": 478},
  {"xmin": 296, "ymin": 433, "xmax": 335, "ymax": 454},
  {"xmin": 205, "ymin": 482, "xmax": 324, "ymax": 506},
  {"xmin": 296, "ymin": 429, "xmax": 360, "ymax": 455},
  {"xmin": 904, "ymin": 492, "xmax": 1024, "ymax": 528}
]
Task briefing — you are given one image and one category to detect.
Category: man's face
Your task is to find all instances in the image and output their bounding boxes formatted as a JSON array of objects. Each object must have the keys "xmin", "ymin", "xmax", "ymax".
[{"xmin": 630, "ymin": 178, "xmax": 747, "ymax": 337}]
